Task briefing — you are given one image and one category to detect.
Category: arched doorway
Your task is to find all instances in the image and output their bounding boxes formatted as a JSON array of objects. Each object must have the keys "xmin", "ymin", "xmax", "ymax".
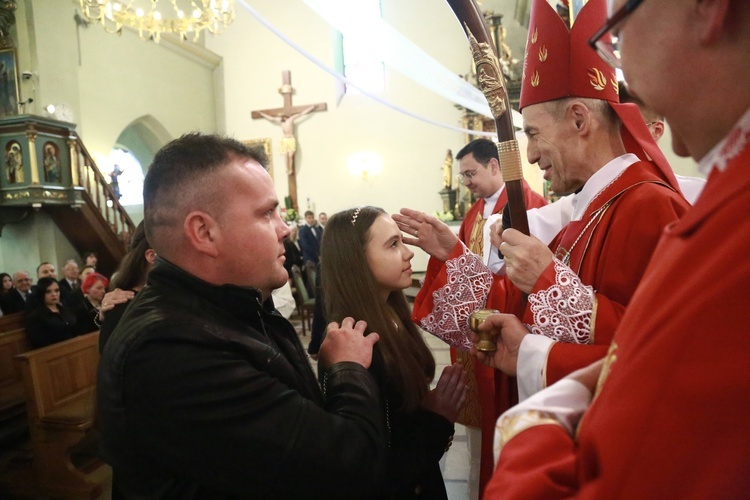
[{"xmin": 100, "ymin": 116, "xmax": 171, "ymax": 221}]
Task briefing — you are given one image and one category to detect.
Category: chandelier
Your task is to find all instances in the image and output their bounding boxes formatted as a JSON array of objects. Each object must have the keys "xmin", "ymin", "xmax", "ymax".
[{"xmin": 79, "ymin": 0, "xmax": 235, "ymax": 43}]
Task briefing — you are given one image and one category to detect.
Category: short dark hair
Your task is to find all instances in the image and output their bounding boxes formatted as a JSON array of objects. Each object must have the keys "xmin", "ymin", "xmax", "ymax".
[
  {"xmin": 79, "ymin": 265, "xmax": 96, "ymax": 277},
  {"xmin": 455, "ymin": 139, "xmax": 498, "ymax": 166},
  {"xmin": 143, "ymin": 133, "xmax": 267, "ymax": 251},
  {"xmin": 304, "ymin": 210, "xmax": 314, "ymax": 217},
  {"xmin": 36, "ymin": 262, "xmax": 53, "ymax": 275}
]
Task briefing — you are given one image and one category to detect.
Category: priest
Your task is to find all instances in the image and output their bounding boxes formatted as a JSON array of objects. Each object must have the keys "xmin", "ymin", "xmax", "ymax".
[
  {"xmin": 451, "ymin": 138, "xmax": 546, "ymax": 496},
  {"xmin": 394, "ymin": 5, "xmax": 689, "ymax": 493},
  {"xmin": 483, "ymin": 0, "xmax": 750, "ymax": 495}
]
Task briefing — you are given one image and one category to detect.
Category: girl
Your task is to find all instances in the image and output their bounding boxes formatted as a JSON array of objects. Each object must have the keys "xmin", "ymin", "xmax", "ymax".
[
  {"xmin": 98, "ymin": 221, "xmax": 157, "ymax": 352},
  {"xmin": 321, "ymin": 206, "xmax": 467, "ymax": 499}
]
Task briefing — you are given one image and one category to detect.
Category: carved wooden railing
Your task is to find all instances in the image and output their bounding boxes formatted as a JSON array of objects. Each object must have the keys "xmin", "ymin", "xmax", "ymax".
[{"xmin": 71, "ymin": 136, "xmax": 135, "ymax": 245}]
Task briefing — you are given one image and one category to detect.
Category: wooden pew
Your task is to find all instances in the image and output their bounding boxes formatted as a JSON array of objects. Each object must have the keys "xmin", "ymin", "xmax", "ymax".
[
  {"xmin": 0, "ymin": 313, "xmax": 31, "ymax": 446},
  {"xmin": 15, "ymin": 331, "xmax": 111, "ymax": 499}
]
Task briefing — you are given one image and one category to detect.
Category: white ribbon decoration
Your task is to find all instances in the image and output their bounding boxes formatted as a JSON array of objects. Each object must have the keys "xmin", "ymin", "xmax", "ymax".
[{"xmin": 237, "ymin": 0, "xmax": 524, "ymax": 137}]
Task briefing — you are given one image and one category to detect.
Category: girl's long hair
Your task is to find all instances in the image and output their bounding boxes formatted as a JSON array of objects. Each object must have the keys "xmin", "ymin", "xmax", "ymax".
[
  {"xmin": 0, "ymin": 273, "xmax": 11, "ymax": 295},
  {"xmin": 111, "ymin": 221, "xmax": 152, "ymax": 291},
  {"xmin": 321, "ymin": 206, "xmax": 435, "ymax": 412}
]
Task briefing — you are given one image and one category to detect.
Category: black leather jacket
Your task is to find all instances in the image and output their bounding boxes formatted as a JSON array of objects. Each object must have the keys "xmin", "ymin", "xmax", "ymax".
[{"xmin": 98, "ymin": 258, "xmax": 386, "ymax": 499}]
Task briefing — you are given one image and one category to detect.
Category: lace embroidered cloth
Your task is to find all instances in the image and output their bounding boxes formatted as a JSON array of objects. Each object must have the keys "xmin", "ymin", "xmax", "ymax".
[
  {"xmin": 527, "ymin": 259, "xmax": 594, "ymax": 344},
  {"xmin": 421, "ymin": 248, "xmax": 594, "ymax": 350},
  {"xmin": 420, "ymin": 246, "xmax": 493, "ymax": 352}
]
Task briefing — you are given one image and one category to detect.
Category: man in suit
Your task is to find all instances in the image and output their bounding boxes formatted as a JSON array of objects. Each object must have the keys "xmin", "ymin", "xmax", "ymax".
[
  {"xmin": 298, "ymin": 210, "xmax": 324, "ymax": 291},
  {"xmin": 433, "ymin": 139, "xmax": 548, "ymax": 496},
  {"xmin": 58, "ymin": 259, "xmax": 80, "ymax": 308},
  {"xmin": 0, "ymin": 271, "xmax": 33, "ymax": 314},
  {"xmin": 36, "ymin": 262, "xmax": 57, "ymax": 280}
]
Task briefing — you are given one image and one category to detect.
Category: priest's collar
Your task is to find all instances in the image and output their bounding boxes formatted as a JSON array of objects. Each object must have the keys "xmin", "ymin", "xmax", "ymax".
[
  {"xmin": 698, "ymin": 107, "xmax": 750, "ymax": 176},
  {"xmin": 570, "ymin": 153, "xmax": 638, "ymax": 221}
]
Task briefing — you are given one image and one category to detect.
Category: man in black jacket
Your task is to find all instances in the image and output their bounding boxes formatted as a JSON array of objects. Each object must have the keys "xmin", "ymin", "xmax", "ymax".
[
  {"xmin": 298, "ymin": 210, "xmax": 324, "ymax": 266},
  {"xmin": 58, "ymin": 259, "xmax": 80, "ymax": 308},
  {"xmin": 98, "ymin": 133, "xmax": 385, "ymax": 499},
  {"xmin": 0, "ymin": 271, "xmax": 33, "ymax": 314}
]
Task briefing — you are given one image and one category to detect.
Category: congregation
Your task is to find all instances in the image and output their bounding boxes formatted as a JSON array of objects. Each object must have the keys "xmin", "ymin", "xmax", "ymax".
[
  {"xmin": 0, "ymin": 208, "xmax": 330, "ymax": 353},
  {"xmin": 0, "ymin": 254, "xmax": 105, "ymax": 348}
]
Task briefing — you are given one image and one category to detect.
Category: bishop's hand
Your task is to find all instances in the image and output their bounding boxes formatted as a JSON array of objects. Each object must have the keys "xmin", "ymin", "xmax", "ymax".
[
  {"xmin": 392, "ymin": 208, "xmax": 458, "ymax": 262},
  {"xmin": 499, "ymin": 229, "xmax": 554, "ymax": 294},
  {"xmin": 470, "ymin": 313, "xmax": 529, "ymax": 376}
]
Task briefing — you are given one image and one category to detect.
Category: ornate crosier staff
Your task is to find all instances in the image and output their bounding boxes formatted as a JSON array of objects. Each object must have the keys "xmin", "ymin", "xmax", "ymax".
[{"xmin": 446, "ymin": 0, "xmax": 530, "ymax": 235}]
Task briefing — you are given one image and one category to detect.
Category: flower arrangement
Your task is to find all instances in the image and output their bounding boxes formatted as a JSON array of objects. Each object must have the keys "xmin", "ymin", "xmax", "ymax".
[
  {"xmin": 283, "ymin": 196, "xmax": 299, "ymax": 222},
  {"xmin": 284, "ymin": 208, "xmax": 299, "ymax": 222}
]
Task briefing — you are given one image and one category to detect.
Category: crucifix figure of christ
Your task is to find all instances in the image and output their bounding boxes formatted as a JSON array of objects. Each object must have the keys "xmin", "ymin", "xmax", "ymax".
[{"xmin": 251, "ymin": 70, "xmax": 327, "ymax": 212}]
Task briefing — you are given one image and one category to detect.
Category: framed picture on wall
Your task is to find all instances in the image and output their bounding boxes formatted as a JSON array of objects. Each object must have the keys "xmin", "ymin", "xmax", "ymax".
[
  {"xmin": 242, "ymin": 138, "xmax": 274, "ymax": 180},
  {"xmin": 0, "ymin": 48, "xmax": 20, "ymax": 118}
]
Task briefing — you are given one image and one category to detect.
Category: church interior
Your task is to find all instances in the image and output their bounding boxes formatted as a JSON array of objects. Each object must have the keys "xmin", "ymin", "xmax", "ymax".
[
  {"xmin": 0, "ymin": 0, "xmax": 707, "ymax": 498},
  {"xmin": 0, "ymin": 0, "xmax": 701, "ymax": 275}
]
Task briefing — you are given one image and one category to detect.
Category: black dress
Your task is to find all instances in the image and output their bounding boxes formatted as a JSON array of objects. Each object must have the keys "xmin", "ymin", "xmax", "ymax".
[
  {"xmin": 307, "ymin": 263, "xmax": 327, "ymax": 355},
  {"xmin": 99, "ymin": 292, "xmax": 136, "ymax": 353},
  {"xmin": 75, "ymin": 298, "xmax": 100, "ymax": 335},
  {"xmin": 25, "ymin": 305, "xmax": 77, "ymax": 349},
  {"xmin": 282, "ymin": 237, "xmax": 304, "ymax": 278},
  {"xmin": 370, "ymin": 354, "xmax": 454, "ymax": 499}
]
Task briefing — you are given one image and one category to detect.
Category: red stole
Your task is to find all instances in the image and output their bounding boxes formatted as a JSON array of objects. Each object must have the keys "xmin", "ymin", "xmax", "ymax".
[{"xmin": 549, "ymin": 163, "xmax": 672, "ymax": 277}]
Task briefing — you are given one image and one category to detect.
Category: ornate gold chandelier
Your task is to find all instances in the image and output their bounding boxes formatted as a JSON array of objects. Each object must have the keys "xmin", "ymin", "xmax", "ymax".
[{"xmin": 79, "ymin": 0, "xmax": 235, "ymax": 43}]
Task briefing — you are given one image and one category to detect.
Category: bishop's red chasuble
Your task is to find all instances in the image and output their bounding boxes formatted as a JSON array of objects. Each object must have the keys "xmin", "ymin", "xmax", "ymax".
[
  {"xmin": 452, "ymin": 180, "xmax": 546, "ymax": 495},
  {"xmin": 486, "ymin": 110, "xmax": 750, "ymax": 500}
]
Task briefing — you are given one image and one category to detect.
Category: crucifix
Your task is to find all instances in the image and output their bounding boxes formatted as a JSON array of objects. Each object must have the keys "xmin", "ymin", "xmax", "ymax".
[{"xmin": 251, "ymin": 70, "xmax": 327, "ymax": 212}]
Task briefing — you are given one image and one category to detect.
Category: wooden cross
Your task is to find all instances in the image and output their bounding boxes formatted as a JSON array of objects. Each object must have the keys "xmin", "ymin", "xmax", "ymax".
[{"xmin": 251, "ymin": 70, "xmax": 327, "ymax": 212}]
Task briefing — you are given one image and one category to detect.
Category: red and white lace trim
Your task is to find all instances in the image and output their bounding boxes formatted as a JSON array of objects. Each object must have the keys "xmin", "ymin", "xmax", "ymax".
[
  {"xmin": 700, "ymin": 108, "xmax": 750, "ymax": 175},
  {"xmin": 420, "ymin": 246, "xmax": 494, "ymax": 352},
  {"xmin": 527, "ymin": 259, "xmax": 594, "ymax": 344}
]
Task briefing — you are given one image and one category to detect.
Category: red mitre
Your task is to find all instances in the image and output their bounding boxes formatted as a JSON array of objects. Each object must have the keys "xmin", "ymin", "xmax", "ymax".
[
  {"xmin": 519, "ymin": 0, "xmax": 617, "ymax": 109},
  {"xmin": 519, "ymin": 0, "xmax": 681, "ymax": 193}
]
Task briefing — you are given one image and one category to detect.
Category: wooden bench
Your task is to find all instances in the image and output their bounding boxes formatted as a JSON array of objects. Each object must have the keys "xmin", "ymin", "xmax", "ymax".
[
  {"xmin": 15, "ymin": 331, "xmax": 111, "ymax": 498},
  {"xmin": 0, "ymin": 313, "xmax": 31, "ymax": 446}
]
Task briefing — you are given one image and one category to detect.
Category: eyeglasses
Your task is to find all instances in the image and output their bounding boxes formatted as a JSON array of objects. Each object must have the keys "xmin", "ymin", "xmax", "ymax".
[
  {"xmin": 456, "ymin": 169, "xmax": 479, "ymax": 184},
  {"xmin": 588, "ymin": 0, "xmax": 645, "ymax": 69}
]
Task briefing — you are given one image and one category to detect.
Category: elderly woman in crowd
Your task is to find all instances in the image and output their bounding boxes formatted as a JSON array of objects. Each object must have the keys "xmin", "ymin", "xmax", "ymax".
[
  {"xmin": 25, "ymin": 277, "xmax": 77, "ymax": 348},
  {"xmin": 75, "ymin": 272, "xmax": 109, "ymax": 335}
]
